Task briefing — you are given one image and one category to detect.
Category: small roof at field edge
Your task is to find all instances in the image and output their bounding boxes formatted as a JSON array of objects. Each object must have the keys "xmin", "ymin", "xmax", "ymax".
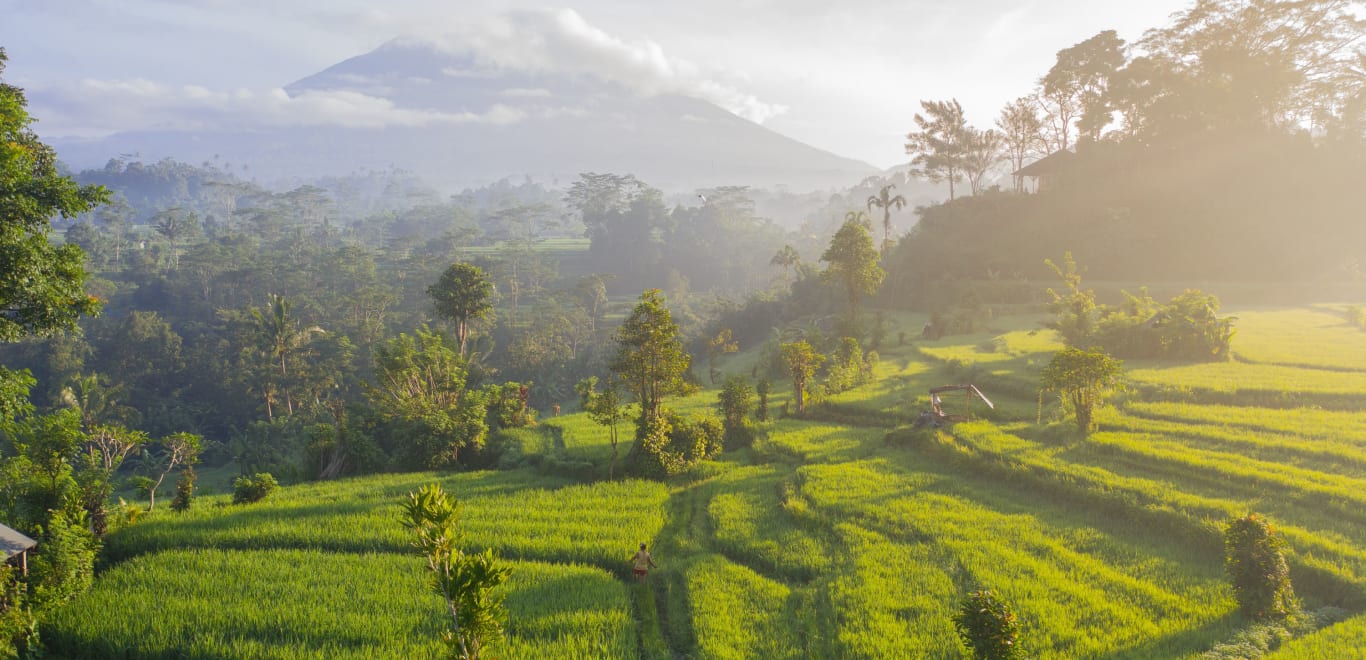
[{"xmin": 0, "ymin": 523, "xmax": 36, "ymax": 559}]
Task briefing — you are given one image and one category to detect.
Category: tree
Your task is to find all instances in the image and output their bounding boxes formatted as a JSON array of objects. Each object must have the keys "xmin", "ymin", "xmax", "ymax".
[
  {"xmin": 866, "ymin": 184, "xmax": 907, "ymax": 253},
  {"xmin": 781, "ymin": 340, "xmax": 825, "ymax": 414},
  {"xmin": 1130, "ymin": 0, "xmax": 1365, "ymax": 137},
  {"xmin": 905, "ymin": 99, "xmax": 969, "ymax": 200},
  {"xmin": 717, "ymin": 376, "xmax": 756, "ymax": 448},
  {"xmin": 1040, "ymin": 347, "xmax": 1124, "ymax": 434},
  {"xmin": 996, "ymin": 98, "xmax": 1044, "ymax": 192},
  {"xmin": 575, "ymin": 376, "xmax": 626, "ymax": 479},
  {"xmin": 1045, "ymin": 252, "xmax": 1098, "ymax": 348},
  {"xmin": 1040, "ymin": 30, "xmax": 1126, "ymax": 145},
  {"xmin": 0, "ymin": 48, "xmax": 107, "ymax": 413},
  {"xmin": 953, "ymin": 590, "xmax": 1023, "ymax": 659},
  {"xmin": 367, "ymin": 327, "xmax": 488, "ymax": 468},
  {"xmin": 1225, "ymin": 513, "xmax": 1297, "ymax": 620},
  {"xmin": 151, "ymin": 207, "xmax": 200, "ymax": 270},
  {"xmin": 770, "ymin": 245, "xmax": 802, "ymax": 283},
  {"xmin": 249, "ymin": 294, "xmax": 324, "ymax": 418},
  {"xmin": 402, "ymin": 483, "xmax": 511, "ymax": 659},
  {"xmin": 755, "ymin": 379, "xmax": 771, "ymax": 422},
  {"xmin": 705, "ymin": 328, "xmax": 738, "ymax": 385},
  {"xmin": 429, "ymin": 262, "xmax": 494, "ymax": 357},
  {"xmin": 820, "ymin": 218, "xmax": 885, "ymax": 322},
  {"xmin": 610, "ymin": 290, "xmax": 691, "ymax": 423},
  {"xmin": 142, "ymin": 432, "xmax": 202, "ymax": 512},
  {"xmin": 960, "ymin": 128, "xmax": 1004, "ymax": 195}
]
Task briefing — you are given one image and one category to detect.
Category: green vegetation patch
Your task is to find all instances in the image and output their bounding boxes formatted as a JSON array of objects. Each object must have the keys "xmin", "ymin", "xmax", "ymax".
[{"xmin": 45, "ymin": 550, "xmax": 632, "ymax": 659}]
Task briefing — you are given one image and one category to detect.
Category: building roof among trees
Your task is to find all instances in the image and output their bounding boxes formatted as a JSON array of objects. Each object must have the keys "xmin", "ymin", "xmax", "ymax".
[
  {"xmin": 0, "ymin": 523, "xmax": 37, "ymax": 559},
  {"xmin": 1013, "ymin": 149, "xmax": 1076, "ymax": 178}
]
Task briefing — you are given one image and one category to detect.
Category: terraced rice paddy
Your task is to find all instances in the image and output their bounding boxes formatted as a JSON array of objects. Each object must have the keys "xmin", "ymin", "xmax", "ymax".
[{"xmin": 49, "ymin": 305, "xmax": 1366, "ymax": 657}]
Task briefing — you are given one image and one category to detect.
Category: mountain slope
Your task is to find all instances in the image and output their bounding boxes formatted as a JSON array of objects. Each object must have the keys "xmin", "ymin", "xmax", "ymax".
[{"xmin": 53, "ymin": 40, "xmax": 877, "ymax": 191}]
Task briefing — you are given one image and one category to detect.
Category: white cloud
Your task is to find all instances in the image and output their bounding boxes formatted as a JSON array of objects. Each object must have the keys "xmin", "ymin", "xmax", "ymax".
[
  {"xmin": 405, "ymin": 8, "xmax": 787, "ymax": 124},
  {"xmin": 34, "ymin": 79, "xmax": 525, "ymax": 135}
]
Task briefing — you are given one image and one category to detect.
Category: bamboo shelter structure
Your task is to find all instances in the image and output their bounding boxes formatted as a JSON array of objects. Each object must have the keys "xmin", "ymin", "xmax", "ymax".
[
  {"xmin": 914, "ymin": 384, "xmax": 995, "ymax": 428},
  {"xmin": 0, "ymin": 523, "xmax": 36, "ymax": 577}
]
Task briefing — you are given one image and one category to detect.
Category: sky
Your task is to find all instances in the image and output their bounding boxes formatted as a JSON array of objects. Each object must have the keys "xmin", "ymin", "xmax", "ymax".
[{"xmin": 2, "ymin": 0, "xmax": 1192, "ymax": 168}]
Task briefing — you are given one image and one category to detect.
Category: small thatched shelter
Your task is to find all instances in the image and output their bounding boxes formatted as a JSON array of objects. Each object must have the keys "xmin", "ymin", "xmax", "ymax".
[
  {"xmin": 0, "ymin": 523, "xmax": 37, "ymax": 577},
  {"xmin": 1012, "ymin": 149, "xmax": 1076, "ymax": 193}
]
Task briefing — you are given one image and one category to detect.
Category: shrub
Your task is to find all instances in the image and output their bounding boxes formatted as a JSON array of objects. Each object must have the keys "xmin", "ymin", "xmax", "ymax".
[
  {"xmin": 755, "ymin": 380, "xmax": 771, "ymax": 422},
  {"xmin": 952, "ymin": 589, "xmax": 1022, "ymax": 659},
  {"xmin": 1225, "ymin": 514, "xmax": 1297, "ymax": 620},
  {"xmin": 401, "ymin": 483, "xmax": 511, "ymax": 659},
  {"xmin": 1040, "ymin": 347, "xmax": 1124, "ymax": 434},
  {"xmin": 717, "ymin": 377, "xmax": 756, "ymax": 448},
  {"xmin": 232, "ymin": 473, "xmax": 280, "ymax": 505},
  {"xmin": 28, "ymin": 511, "xmax": 98, "ymax": 612},
  {"xmin": 672, "ymin": 412, "xmax": 724, "ymax": 461},
  {"xmin": 0, "ymin": 564, "xmax": 36, "ymax": 658},
  {"xmin": 487, "ymin": 382, "xmax": 535, "ymax": 430},
  {"xmin": 170, "ymin": 466, "xmax": 196, "ymax": 513}
]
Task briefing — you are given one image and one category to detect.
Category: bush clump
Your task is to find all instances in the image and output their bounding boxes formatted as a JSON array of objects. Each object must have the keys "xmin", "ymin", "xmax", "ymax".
[
  {"xmin": 953, "ymin": 589, "xmax": 1022, "ymax": 659},
  {"xmin": 170, "ymin": 467, "xmax": 196, "ymax": 512},
  {"xmin": 1225, "ymin": 513, "xmax": 1298, "ymax": 620},
  {"xmin": 232, "ymin": 473, "xmax": 280, "ymax": 505}
]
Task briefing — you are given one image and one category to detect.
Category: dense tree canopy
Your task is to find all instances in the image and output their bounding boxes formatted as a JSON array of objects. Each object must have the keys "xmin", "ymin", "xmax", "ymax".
[{"xmin": 0, "ymin": 49, "xmax": 107, "ymax": 347}]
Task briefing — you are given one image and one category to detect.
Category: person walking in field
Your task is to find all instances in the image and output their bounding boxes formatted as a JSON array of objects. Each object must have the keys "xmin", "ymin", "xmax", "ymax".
[{"xmin": 632, "ymin": 543, "xmax": 656, "ymax": 582}]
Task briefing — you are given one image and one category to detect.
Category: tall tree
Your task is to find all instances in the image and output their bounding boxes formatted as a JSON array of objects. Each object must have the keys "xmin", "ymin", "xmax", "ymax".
[
  {"xmin": 866, "ymin": 184, "xmax": 907, "ymax": 253},
  {"xmin": 0, "ymin": 48, "xmax": 106, "ymax": 359},
  {"xmin": 996, "ymin": 98, "xmax": 1045, "ymax": 192},
  {"xmin": 1131, "ymin": 0, "xmax": 1365, "ymax": 135},
  {"xmin": 1041, "ymin": 30, "xmax": 1127, "ymax": 144},
  {"xmin": 905, "ymin": 99, "xmax": 969, "ymax": 200},
  {"xmin": 249, "ymin": 294, "xmax": 324, "ymax": 418},
  {"xmin": 610, "ymin": 289, "xmax": 691, "ymax": 423},
  {"xmin": 770, "ymin": 244, "xmax": 802, "ymax": 283},
  {"xmin": 428, "ymin": 262, "xmax": 495, "ymax": 357},
  {"xmin": 151, "ymin": 207, "xmax": 200, "ymax": 271},
  {"xmin": 820, "ymin": 218, "xmax": 886, "ymax": 322},
  {"xmin": 961, "ymin": 128, "xmax": 1005, "ymax": 195}
]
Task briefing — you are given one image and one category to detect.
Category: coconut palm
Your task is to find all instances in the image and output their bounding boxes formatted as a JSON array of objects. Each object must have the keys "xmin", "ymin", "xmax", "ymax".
[
  {"xmin": 866, "ymin": 184, "xmax": 908, "ymax": 254},
  {"xmin": 251, "ymin": 294, "xmax": 324, "ymax": 417}
]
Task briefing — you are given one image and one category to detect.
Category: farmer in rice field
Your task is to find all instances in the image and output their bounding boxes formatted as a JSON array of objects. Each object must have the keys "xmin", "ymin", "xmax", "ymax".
[{"xmin": 632, "ymin": 543, "xmax": 657, "ymax": 582}]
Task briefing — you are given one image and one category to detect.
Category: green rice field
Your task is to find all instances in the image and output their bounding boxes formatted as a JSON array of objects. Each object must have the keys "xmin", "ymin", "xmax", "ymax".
[{"xmin": 46, "ymin": 304, "xmax": 1366, "ymax": 657}]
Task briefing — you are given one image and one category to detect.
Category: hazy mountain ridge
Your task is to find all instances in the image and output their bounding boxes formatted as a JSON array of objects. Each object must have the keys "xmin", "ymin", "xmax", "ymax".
[{"xmin": 52, "ymin": 40, "xmax": 877, "ymax": 192}]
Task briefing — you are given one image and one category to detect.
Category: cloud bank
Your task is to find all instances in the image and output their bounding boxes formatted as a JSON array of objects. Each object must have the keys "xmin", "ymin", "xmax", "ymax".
[
  {"xmin": 404, "ymin": 8, "xmax": 787, "ymax": 124},
  {"xmin": 28, "ymin": 7, "xmax": 783, "ymax": 137}
]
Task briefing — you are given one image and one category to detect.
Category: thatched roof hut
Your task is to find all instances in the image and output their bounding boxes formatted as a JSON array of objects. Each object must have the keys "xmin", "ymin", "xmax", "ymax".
[{"xmin": 0, "ymin": 523, "xmax": 36, "ymax": 576}]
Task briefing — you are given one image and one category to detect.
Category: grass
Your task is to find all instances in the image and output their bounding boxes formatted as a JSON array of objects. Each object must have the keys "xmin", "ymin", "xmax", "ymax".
[
  {"xmin": 46, "ymin": 550, "xmax": 633, "ymax": 659},
  {"xmin": 104, "ymin": 469, "xmax": 667, "ymax": 573},
  {"xmin": 1230, "ymin": 308, "xmax": 1366, "ymax": 371},
  {"xmin": 51, "ymin": 303, "xmax": 1366, "ymax": 657}
]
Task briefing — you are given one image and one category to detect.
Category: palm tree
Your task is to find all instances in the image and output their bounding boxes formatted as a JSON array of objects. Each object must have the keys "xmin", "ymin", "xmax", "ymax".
[
  {"xmin": 770, "ymin": 244, "xmax": 801, "ymax": 283},
  {"xmin": 866, "ymin": 184, "xmax": 907, "ymax": 254},
  {"xmin": 152, "ymin": 207, "xmax": 200, "ymax": 270},
  {"xmin": 251, "ymin": 294, "xmax": 324, "ymax": 417}
]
